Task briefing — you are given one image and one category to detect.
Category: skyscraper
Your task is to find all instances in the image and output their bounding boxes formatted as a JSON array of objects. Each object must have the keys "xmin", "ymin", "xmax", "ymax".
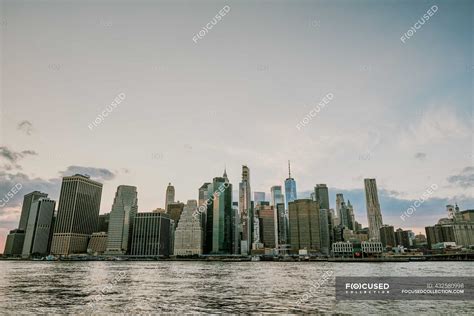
[
  {"xmin": 347, "ymin": 200, "xmax": 356, "ymax": 230},
  {"xmin": 364, "ymin": 178, "xmax": 383, "ymax": 241},
  {"xmin": 314, "ymin": 184, "xmax": 330, "ymax": 210},
  {"xmin": 335, "ymin": 193, "xmax": 344, "ymax": 224},
  {"xmin": 231, "ymin": 202, "xmax": 241, "ymax": 255},
  {"xmin": 22, "ymin": 197, "xmax": 56, "ymax": 258},
  {"xmin": 18, "ymin": 191, "xmax": 48, "ymax": 231},
  {"xmin": 50, "ymin": 174, "xmax": 103, "ymax": 255},
  {"xmin": 167, "ymin": 202, "xmax": 185, "ymax": 228},
  {"xmin": 165, "ymin": 183, "xmax": 175, "ymax": 212},
  {"xmin": 106, "ymin": 185, "xmax": 138, "ymax": 255},
  {"xmin": 239, "ymin": 165, "xmax": 252, "ymax": 255},
  {"xmin": 198, "ymin": 182, "xmax": 211, "ymax": 252},
  {"xmin": 379, "ymin": 225, "xmax": 396, "ymax": 248},
  {"xmin": 284, "ymin": 161, "xmax": 297, "ymax": 210},
  {"xmin": 174, "ymin": 200, "xmax": 202, "ymax": 256},
  {"xmin": 130, "ymin": 212, "xmax": 174, "ymax": 256},
  {"xmin": 319, "ymin": 209, "xmax": 330, "ymax": 255},
  {"xmin": 288, "ymin": 199, "xmax": 321, "ymax": 254},
  {"xmin": 206, "ymin": 172, "xmax": 233, "ymax": 254},
  {"xmin": 315, "ymin": 184, "xmax": 333, "ymax": 250},
  {"xmin": 270, "ymin": 185, "xmax": 284, "ymax": 207},
  {"xmin": 276, "ymin": 202, "xmax": 289, "ymax": 247},
  {"xmin": 258, "ymin": 204, "xmax": 277, "ymax": 249}
]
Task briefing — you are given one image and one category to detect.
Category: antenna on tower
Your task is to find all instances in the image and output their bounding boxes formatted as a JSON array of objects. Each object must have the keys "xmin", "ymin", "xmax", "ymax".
[{"xmin": 288, "ymin": 160, "xmax": 291, "ymax": 178}]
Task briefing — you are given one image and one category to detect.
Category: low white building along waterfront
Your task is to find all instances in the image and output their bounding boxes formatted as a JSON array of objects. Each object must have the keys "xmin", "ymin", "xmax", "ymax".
[
  {"xmin": 174, "ymin": 200, "xmax": 203, "ymax": 256},
  {"xmin": 332, "ymin": 241, "xmax": 353, "ymax": 257},
  {"xmin": 361, "ymin": 241, "xmax": 384, "ymax": 257}
]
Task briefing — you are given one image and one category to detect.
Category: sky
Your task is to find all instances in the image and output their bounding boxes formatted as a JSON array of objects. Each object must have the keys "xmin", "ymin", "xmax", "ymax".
[{"xmin": 0, "ymin": 0, "xmax": 473, "ymax": 252}]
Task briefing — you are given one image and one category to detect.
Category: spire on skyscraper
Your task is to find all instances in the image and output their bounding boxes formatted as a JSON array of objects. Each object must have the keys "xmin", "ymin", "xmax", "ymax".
[
  {"xmin": 288, "ymin": 160, "xmax": 292, "ymax": 178},
  {"xmin": 223, "ymin": 166, "xmax": 228, "ymax": 181}
]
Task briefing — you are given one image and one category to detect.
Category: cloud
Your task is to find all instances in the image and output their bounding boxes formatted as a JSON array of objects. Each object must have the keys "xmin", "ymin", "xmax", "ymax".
[
  {"xmin": 17, "ymin": 120, "xmax": 33, "ymax": 135},
  {"xmin": 298, "ymin": 186, "xmax": 474, "ymax": 230},
  {"xmin": 0, "ymin": 147, "xmax": 38, "ymax": 170},
  {"xmin": 414, "ymin": 152, "xmax": 426, "ymax": 160},
  {"xmin": 447, "ymin": 166, "xmax": 474, "ymax": 189},
  {"xmin": 59, "ymin": 166, "xmax": 116, "ymax": 181},
  {"xmin": 399, "ymin": 107, "xmax": 470, "ymax": 147},
  {"xmin": 0, "ymin": 171, "xmax": 61, "ymax": 217}
]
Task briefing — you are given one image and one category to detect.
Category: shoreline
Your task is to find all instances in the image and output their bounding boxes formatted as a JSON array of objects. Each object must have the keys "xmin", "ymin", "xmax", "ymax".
[{"xmin": 1, "ymin": 255, "xmax": 473, "ymax": 263}]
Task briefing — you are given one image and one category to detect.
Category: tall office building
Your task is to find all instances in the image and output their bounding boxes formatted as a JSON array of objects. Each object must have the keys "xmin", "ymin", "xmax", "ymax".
[
  {"xmin": 270, "ymin": 185, "xmax": 285, "ymax": 207},
  {"xmin": 18, "ymin": 191, "xmax": 48, "ymax": 231},
  {"xmin": 174, "ymin": 200, "xmax": 202, "ymax": 256},
  {"xmin": 335, "ymin": 193, "xmax": 344, "ymax": 224},
  {"xmin": 106, "ymin": 185, "xmax": 138, "ymax": 255},
  {"xmin": 22, "ymin": 198, "xmax": 56, "ymax": 257},
  {"xmin": 379, "ymin": 225, "xmax": 396, "ymax": 248},
  {"xmin": 254, "ymin": 192, "xmax": 266, "ymax": 206},
  {"xmin": 347, "ymin": 200, "xmax": 356, "ymax": 231},
  {"xmin": 165, "ymin": 183, "xmax": 175, "ymax": 212},
  {"xmin": 50, "ymin": 174, "xmax": 103, "ymax": 255},
  {"xmin": 130, "ymin": 212, "xmax": 174, "ymax": 256},
  {"xmin": 231, "ymin": 203, "xmax": 241, "ymax": 255},
  {"xmin": 276, "ymin": 203, "xmax": 289, "ymax": 247},
  {"xmin": 239, "ymin": 165, "xmax": 252, "ymax": 254},
  {"xmin": 319, "ymin": 208, "xmax": 330, "ymax": 255},
  {"xmin": 314, "ymin": 184, "xmax": 330, "ymax": 210},
  {"xmin": 167, "ymin": 202, "xmax": 185, "ymax": 228},
  {"xmin": 395, "ymin": 228, "xmax": 411, "ymax": 248},
  {"xmin": 288, "ymin": 199, "xmax": 321, "ymax": 254},
  {"xmin": 208, "ymin": 173, "xmax": 233, "ymax": 254},
  {"xmin": 198, "ymin": 182, "xmax": 211, "ymax": 252},
  {"xmin": 364, "ymin": 178, "xmax": 383, "ymax": 241},
  {"xmin": 258, "ymin": 204, "xmax": 277, "ymax": 249},
  {"xmin": 3, "ymin": 229, "xmax": 25, "ymax": 256},
  {"xmin": 315, "ymin": 184, "xmax": 333, "ymax": 249},
  {"xmin": 284, "ymin": 161, "xmax": 297, "ymax": 210}
]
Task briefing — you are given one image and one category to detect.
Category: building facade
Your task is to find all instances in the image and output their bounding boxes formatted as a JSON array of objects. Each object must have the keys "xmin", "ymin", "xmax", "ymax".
[
  {"xmin": 87, "ymin": 232, "xmax": 108, "ymax": 255},
  {"xmin": 239, "ymin": 165, "xmax": 252, "ymax": 255},
  {"xmin": 165, "ymin": 183, "xmax": 175, "ymax": 212},
  {"xmin": 3, "ymin": 229, "xmax": 25, "ymax": 256},
  {"xmin": 379, "ymin": 225, "xmax": 396, "ymax": 248},
  {"xmin": 257, "ymin": 204, "xmax": 276, "ymax": 249},
  {"xmin": 174, "ymin": 200, "xmax": 202, "ymax": 256},
  {"xmin": 284, "ymin": 161, "xmax": 297, "ymax": 210},
  {"xmin": 18, "ymin": 191, "xmax": 49, "ymax": 231},
  {"xmin": 130, "ymin": 212, "xmax": 174, "ymax": 256},
  {"xmin": 22, "ymin": 198, "xmax": 56, "ymax": 257},
  {"xmin": 50, "ymin": 174, "xmax": 103, "ymax": 255},
  {"xmin": 288, "ymin": 199, "xmax": 321, "ymax": 254},
  {"xmin": 106, "ymin": 185, "xmax": 138, "ymax": 255},
  {"xmin": 364, "ymin": 178, "xmax": 383, "ymax": 241}
]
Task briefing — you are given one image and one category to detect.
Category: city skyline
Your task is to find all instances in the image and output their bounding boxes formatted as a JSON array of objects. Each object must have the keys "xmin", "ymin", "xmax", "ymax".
[
  {"xmin": 1, "ymin": 163, "xmax": 472, "ymax": 252},
  {"xmin": 0, "ymin": 1, "xmax": 472, "ymax": 253}
]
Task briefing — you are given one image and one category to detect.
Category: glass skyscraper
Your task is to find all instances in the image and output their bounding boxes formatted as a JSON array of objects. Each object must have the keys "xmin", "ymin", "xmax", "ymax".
[
  {"xmin": 106, "ymin": 185, "xmax": 138, "ymax": 255},
  {"xmin": 284, "ymin": 161, "xmax": 297, "ymax": 210}
]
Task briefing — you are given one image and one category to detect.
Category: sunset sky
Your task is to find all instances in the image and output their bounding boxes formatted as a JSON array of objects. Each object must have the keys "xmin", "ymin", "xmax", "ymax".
[{"xmin": 1, "ymin": 0, "xmax": 472, "ymax": 251}]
